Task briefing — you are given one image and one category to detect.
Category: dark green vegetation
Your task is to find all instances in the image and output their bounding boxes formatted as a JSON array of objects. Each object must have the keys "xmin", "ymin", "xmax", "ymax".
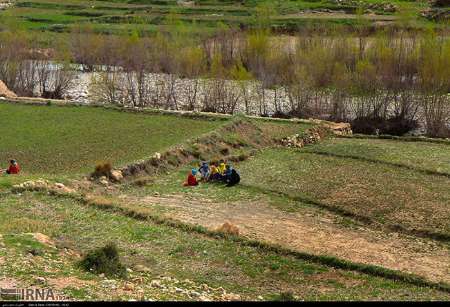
[
  {"xmin": 0, "ymin": 0, "xmax": 439, "ymax": 37},
  {"xmin": 0, "ymin": 192, "xmax": 449, "ymax": 300},
  {"xmin": 0, "ymin": 103, "xmax": 224, "ymax": 175},
  {"xmin": 78, "ymin": 242, "xmax": 127, "ymax": 278}
]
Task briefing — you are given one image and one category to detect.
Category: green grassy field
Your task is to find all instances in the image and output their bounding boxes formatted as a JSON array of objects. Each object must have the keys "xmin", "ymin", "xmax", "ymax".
[
  {"xmin": 0, "ymin": 103, "xmax": 225, "ymax": 175},
  {"xmin": 303, "ymin": 138, "xmax": 450, "ymax": 175},
  {"xmin": 237, "ymin": 142, "xmax": 450, "ymax": 239},
  {"xmin": 0, "ymin": 192, "xmax": 449, "ymax": 301},
  {"xmin": 0, "ymin": 102, "xmax": 449, "ymax": 301},
  {"xmin": 0, "ymin": 0, "xmax": 436, "ymax": 37},
  {"xmin": 123, "ymin": 136, "xmax": 450, "ymax": 240}
]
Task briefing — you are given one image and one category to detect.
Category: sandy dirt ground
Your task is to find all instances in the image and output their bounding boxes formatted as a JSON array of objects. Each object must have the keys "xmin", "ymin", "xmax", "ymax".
[{"xmin": 119, "ymin": 193, "xmax": 450, "ymax": 284}]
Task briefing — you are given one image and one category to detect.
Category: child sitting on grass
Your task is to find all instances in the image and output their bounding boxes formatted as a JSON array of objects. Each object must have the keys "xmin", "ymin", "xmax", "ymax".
[
  {"xmin": 217, "ymin": 160, "xmax": 227, "ymax": 181},
  {"xmin": 183, "ymin": 168, "xmax": 199, "ymax": 186},
  {"xmin": 0, "ymin": 159, "xmax": 20, "ymax": 175},
  {"xmin": 198, "ymin": 161, "xmax": 210, "ymax": 182},
  {"xmin": 224, "ymin": 164, "xmax": 240, "ymax": 187},
  {"xmin": 208, "ymin": 161, "xmax": 221, "ymax": 182}
]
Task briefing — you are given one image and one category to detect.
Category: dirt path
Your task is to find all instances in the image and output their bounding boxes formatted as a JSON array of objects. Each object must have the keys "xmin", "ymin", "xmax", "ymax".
[{"xmin": 120, "ymin": 194, "xmax": 450, "ymax": 284}]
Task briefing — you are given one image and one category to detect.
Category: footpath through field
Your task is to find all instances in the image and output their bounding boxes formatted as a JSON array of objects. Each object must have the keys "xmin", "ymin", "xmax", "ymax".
[{"xmin": 118, "ymin": 193, "xmax": 450, "ymax": 285}]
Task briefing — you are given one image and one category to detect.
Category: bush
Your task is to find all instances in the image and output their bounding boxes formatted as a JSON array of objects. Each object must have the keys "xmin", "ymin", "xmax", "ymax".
[
  {"xmin": 92, "ymin": 161, "xmax": 112, "ymax": 178},
  {"xmin": 216, "ymin": 222, "xmax": 239, "ymax": 236},
  {"xmin": 42, "ymin": 90, "xmax": 63, "ymax": 100},
  {"xmin": 78, "ymin": 242, "xmax": 127, "ymax": 278},
  {"xmin": 431, "ymin": 0, "xmax": 450, "ymax": 8},
  {"xmin": 351, "ymin": 116, "xmax": 418, "ymax": 136},
  {"xmin": 271, "ymin": 111, "xmax": 292, "ymax": 119},
  {"xmin": 383, "ymin": 116, "xmax": 419, "ymax": 136}
]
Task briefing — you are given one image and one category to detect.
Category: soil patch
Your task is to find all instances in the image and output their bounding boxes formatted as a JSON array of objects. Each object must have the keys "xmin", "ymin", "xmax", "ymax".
[{"xmin": 120, "ymin": 194, "xmax": 450, "ymax": 284}]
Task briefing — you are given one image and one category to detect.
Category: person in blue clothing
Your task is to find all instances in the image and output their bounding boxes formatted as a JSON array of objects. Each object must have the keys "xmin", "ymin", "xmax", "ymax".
[{"xmin": 198, "ymin": 161, "xmax": 210, "ymax": 182}]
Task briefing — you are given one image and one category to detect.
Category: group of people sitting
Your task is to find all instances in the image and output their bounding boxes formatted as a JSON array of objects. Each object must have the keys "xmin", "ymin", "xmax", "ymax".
[
  {"xmin": 184, "ymin": 160, "xmax": 241, "ymax": 187},
  {"xmin": 0, "ymin": 159, "xmax": 20, "ymax": 175}
]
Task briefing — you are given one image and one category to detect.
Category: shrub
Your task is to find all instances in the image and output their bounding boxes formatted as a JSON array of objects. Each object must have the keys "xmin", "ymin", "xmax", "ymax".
[
  {"xmin": 271, "ymin": 111, "xmax": 292, "ymax": 119},
  {"xmin": 216, "ymin": 222, "xmax": 239, "ymax": 236},
  {"xmin": 92, "ymin": 161, "xmax": 112, "ymax": 178},
  {"xmin": 78, "ymin": 242, "xmax": 127, "ymax": 278},
  {"xmin": 383, "ymin": 117, "xmax": 419, "ymax": 136},
  {"xmin": 431, "ymin": 0, "xmax": 450, "ymax": 8},
  {"xmin": 42, "ymin": 90, "xmax": 63, "ymax": 100},
  {"xmin": 351, "ymin": 116, "xmax": 418, "ymax": 136},
  {"xmin": 351, "ymin": 117, "xmax": 382, "ymax": 135}
]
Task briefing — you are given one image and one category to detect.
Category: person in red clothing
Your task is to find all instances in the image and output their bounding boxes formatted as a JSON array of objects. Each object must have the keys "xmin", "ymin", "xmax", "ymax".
[
  {"xmin": 3, "ymin": 160, "xmax": 20, "ymax": 175},
  {"xmin": 183, "ymin": 168, "xmax": 199, "ymax": 187}
]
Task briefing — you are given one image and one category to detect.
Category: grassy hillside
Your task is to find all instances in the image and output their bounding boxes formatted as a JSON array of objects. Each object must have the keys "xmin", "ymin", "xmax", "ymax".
[
  {"xmin": 0, "ymin": 101, "xmax": 449, "ymax": 301},
  {"xmin": 114, "ymin": 136, "xmax": 450, "ymax": 241},
  {"xmin": 0, "ymin": 103, "xmax": 225, "ymax": 175},
  {"xmin": 0, "ymin": 192, "xmax": 449, "ymax": 301},
  {"xmin": 238, "ymin": 141, "xmax": 450, "ymax": 239},
  {"xmin": 0, "ymin": 0, "xmax": 436, "ymax": 36},
  {"xmin": 302, "ymin": 137, "xmax": 450, "ymax": 175}
]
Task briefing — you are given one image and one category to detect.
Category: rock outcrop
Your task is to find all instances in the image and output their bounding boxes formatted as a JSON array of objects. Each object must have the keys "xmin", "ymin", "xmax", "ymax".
[
  {"xmin": 280, "ymin": 122, "xmax": 351, "ymax": 149},
  {"xmin": 12, "ymin": 180, "xmax": 75, "ymax": 194},
  {"xmin": 0, "ymin": 80, "xmax": 17, "ymax": 98},
  {"xmin": 322, "ymin": 122, "xmax": 353, "ymax": 136},
  {"xmin": 110, "ymin": 170, "xmax": 124, "ymax": 182},
  {"xmin": 281, "ymin": 126, "xmax": 328, "ymax": 149},
  {"xmin": 0, "ymin": 1, "xmax": 15, "ymax": 11}
]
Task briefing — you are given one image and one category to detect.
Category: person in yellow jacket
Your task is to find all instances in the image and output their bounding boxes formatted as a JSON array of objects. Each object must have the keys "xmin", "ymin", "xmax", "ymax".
[
  {"xmin": 217, "ymin": 160, "xmax": 226, "ymax": 175},
  {"xmin": 209, "ymin": 161, "xmax": 220, "ymax": 182}
]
